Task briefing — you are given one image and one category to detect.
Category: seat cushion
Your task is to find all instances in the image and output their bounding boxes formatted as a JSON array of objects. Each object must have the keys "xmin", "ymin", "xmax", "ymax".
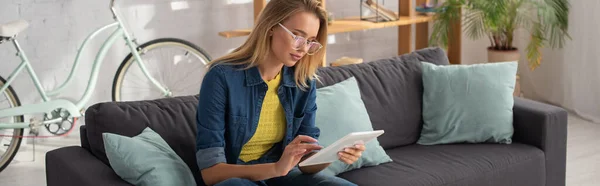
[
  {"xmin": 315, "ymin": 47, "xmax": 450, "ymax": 149},
  {"xmin": 84, "ymin": 95, "xmax": 202, "ymax": 185},
  {"xmin": 0, "ymin": 20, "xmax": 29, "ymax": 37},
  {"xmin": 338, "ymin": 143, "xmax": 545, "ymax": 186}
]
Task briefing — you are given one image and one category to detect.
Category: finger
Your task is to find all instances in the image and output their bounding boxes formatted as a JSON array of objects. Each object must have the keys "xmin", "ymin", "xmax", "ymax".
[
  {"xmin": 292, "ymin": 148, "xmax": 307, "ymax": 156},
  {"xmin": 285, "ymin": 143, "xmax": 318, "ymax": 155},
  {"xmin": 293, "ymin": 143, "xmax": 320, "ymax": 152},
  {"xmin": 350, "ymin": 148, "xmax": 363, "ymax": 158},
  {"xmin": 354, "ymin": 144, "xmax": 367, "ymax": 151},
  {"xmin": 291, "ymin": 149, "xmax": 317, "ymax": 157},
  {"xmin": 296, "ymin": 143, "xmax": 323, "ymax": 151},
  {"xmin": 338, "ymin": 152, "xmax": 355, "ymax": 164},
  {"xmin": 289, "ymin": 144, "xmax": 322, "ymax": 157},
  {"xmin": 300, "ymin": 150, "xmax": 314, "ymax": 157},
  {"xmin": 291, "ymin": 135, "xmax": 318, "ymax": 144},
  {"xmin": 339, "ymin": 152, "xmax": 358, "ymax": 162},
  {"xmin": 339, "ymin": 156, "xmax": 352, "ymax": 164},
  {"xmin": 343, "ymin": 147, "xmax": 359, "ymax": 155},
  {"xmin": 287, "ymin": 144, "xmax": 321, "ymax": 153}
]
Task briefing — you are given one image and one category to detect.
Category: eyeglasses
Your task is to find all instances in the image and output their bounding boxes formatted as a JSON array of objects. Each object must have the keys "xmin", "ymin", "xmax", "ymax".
[{"xmin": 278, "ymin": 23, "xmax": 323, "ymax": 55}]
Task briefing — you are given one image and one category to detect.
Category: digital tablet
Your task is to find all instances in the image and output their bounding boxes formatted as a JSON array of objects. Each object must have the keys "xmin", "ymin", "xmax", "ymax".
[{"xmin": 298, "ymin": 130, "xmax": 385, "ymax": 167}]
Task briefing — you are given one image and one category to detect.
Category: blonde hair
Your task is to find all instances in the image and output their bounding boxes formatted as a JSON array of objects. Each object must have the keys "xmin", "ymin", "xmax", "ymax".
[{"xmin": 208, "ymin": 0, "xmax": 328, "ymax": 90}]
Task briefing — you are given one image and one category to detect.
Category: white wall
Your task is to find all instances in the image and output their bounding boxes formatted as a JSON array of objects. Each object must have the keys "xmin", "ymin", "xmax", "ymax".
[
  {"xmin": 519, "ymin": 0, "xmax": 600, "ymax": 123},
  {"xmin": 458, "ymin": 0, "xmax": 599, "ymax": 123},
  {"xmin": 0, "ymin": 0, "xmax": 407, "ymax": 139}
]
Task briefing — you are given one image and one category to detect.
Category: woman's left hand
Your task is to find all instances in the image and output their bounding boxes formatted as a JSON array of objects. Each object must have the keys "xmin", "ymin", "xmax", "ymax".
[{"xmin": 338, "ymin": 144, "xmax": 366, "ymax": 165}]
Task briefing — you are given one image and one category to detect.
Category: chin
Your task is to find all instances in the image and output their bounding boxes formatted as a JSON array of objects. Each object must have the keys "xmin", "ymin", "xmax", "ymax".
[{"xmin": 283, "ymin": 60, "xmax": 298, "ymax": 67}]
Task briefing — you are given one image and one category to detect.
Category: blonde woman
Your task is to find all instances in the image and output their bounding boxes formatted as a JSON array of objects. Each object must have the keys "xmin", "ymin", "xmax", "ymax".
[{"xmin": 195, "ymin": 0, "xmax": 364, "ymax": 185}]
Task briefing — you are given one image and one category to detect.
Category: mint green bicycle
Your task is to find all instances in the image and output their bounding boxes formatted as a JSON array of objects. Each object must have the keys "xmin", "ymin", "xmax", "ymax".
[{"xmin": 0, "ymin": 0, "xmax": 211, "ymax": 172}]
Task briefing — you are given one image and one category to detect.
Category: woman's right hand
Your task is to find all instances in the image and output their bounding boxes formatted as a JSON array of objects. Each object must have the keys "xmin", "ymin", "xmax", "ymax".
[{"xmin": 273, "ymin": 135, "xmax": 322, "ymax": 176}]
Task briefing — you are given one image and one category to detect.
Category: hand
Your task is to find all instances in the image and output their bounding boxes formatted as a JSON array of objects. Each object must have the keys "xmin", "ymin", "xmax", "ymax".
[
  {"xmin": 274, "ymin": 135, "xmax": 322, "ymax": 176},
  {"xmin": 338, "ymin": 144, "xmax": 366, "ymax": 165}
]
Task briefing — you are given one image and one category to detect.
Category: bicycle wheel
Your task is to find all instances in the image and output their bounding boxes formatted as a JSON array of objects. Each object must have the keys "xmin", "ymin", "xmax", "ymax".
[
  {"xmin": 112, "ymin": 38, "xmax": 212, "ymax": 102},
  {"xmin": 0, "ymin": 75, "xmax": 24, "ymax": 173}
]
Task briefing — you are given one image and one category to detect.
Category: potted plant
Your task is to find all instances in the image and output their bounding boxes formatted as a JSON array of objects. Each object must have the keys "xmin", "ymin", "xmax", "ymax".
[{"xmin": 428, "ymin": 0, "xmax": 570, "ymax": 71}]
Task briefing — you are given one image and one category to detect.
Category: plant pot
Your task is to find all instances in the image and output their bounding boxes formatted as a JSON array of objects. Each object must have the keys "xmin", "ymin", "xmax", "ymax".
[
  {"xmin": 487, "ymin": 48, "xmax": 520, "ymax": 62},
  {"xmin": 487, "ymin": 48, "xmax": 522, "ymax": 97}
]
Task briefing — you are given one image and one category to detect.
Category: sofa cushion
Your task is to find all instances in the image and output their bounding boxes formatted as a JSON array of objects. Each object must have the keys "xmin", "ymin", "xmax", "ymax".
[
  {"xmin": 418, "ymin": 61, "xmax": 518, "ymax": 145},
  {"xmin": 315, "ymin": 77, "xmax": 392, "ymax": 176},
  {"xmin": 315, "ymin": 47, "xmax": 450, "ymax": 149},
  {"xmin": 84, "ymin": 95, "xmax": 203, "ymax": 185},
  {"xmin": 103, "ymin": 127, "xmax": 196, "ymax": 186},
  {"xmin": 338, "ymin": 143, "xmax": 545, "ymax": 186}
]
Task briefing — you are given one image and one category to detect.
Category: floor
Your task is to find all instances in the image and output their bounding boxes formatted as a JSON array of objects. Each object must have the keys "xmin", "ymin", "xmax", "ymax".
[
  {"xmin": 0, "ymin": 113, "xmax": 599, "ymax": 186},
  {"xmin": 564, "ymin": 113, "xmax": 600, "ymax": 185}
]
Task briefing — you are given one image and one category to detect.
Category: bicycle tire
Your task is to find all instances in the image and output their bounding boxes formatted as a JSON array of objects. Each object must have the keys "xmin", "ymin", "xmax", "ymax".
[
  {"xmin": 0, "ymin": 75, "xmax": 24, "ymax": 173},
  {"xmin": 112, "ymin": 38, "xmax": 212, "ymax": 102}
]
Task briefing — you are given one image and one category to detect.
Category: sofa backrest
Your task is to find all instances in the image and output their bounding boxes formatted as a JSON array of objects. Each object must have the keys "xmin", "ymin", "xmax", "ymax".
[
  {"xmin": 83, "ymin": 95, "xmax": 203, "ymax": 185},
  {"xmin": 81, "ymin": 47, "xmax": 449, "ymax": 184},
  {"xmin": 315, "ymin": 47, "xmax": 449, "ymax": 149}
]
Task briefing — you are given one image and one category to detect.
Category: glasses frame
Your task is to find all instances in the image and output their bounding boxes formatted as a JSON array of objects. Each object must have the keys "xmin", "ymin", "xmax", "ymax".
[{"xmin": 277, "ymin": 23, "xmax": 323, "ymax": 55}]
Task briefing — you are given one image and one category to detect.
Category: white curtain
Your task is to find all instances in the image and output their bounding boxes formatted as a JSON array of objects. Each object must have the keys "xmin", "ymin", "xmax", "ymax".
[{"xmin": 517, "ymin": 0, "xmax": 600, "ymax": 123}]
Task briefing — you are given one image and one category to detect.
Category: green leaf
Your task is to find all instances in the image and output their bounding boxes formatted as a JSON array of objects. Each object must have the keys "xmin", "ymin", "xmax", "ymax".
[
  {"xmin": 463, "ymin": 9, "xmax": 486, "ymax": 40},
  {"xmin": 428, "ymin": 0, "xmax": 570, "ymax": 67},
  {"xmin": 526, "ymin": 22, "xmax": 545, "ymax": 70},
  {"xmin": 429, "ymin": 0, "xmax": 463, "ymax": 48}
]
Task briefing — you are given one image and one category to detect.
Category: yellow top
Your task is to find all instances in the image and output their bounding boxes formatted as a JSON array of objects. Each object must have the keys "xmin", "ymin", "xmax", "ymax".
[{"xmin": 238, "ymin": 73, "xmax": 287, "ymax": 162}]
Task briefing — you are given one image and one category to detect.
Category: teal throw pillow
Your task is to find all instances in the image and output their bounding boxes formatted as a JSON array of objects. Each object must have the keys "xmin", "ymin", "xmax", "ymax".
[
  {"xmin": 418, "ymin": 61, "xmax": 518, "ymax": 145},
  {"xmin": 315, "ymin": 77, "xmax": 392, "ymax": 176},
  {"xmin": 103, "ymin": 127, "xmax": 196, "ymax": 186}
]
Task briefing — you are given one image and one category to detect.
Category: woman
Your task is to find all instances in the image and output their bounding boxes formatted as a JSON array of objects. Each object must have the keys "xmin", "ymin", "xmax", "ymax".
[{"xmin": 195, "ymin": 0, "xmax": 365, "ymax": 185}]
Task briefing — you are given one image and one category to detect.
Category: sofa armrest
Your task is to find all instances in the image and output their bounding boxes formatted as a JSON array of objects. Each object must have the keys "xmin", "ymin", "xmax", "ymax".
[
  {"xmin": 512, "ymin": 97, "xmax": 567, "ymax": 186},
  {"xmin": 46, "ymin": 146, "xmax": 132, "ymax": 186}
]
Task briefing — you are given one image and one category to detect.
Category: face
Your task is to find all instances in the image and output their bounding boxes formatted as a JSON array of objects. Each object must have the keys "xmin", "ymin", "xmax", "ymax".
[{"xmin": 270, "ymin": 11, "xmax": 321, "ymax": 67}]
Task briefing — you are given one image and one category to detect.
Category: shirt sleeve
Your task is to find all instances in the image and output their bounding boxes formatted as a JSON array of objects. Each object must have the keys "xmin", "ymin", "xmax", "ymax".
[{"xmin": 195, "ymin": 66, "xmax": 228, "ymax": 170}]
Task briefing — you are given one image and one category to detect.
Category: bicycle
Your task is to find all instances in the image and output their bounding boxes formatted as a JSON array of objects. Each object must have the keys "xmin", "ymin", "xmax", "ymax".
[{"xmin": 0, "ymin": 0, "xmax": 212, "ymax": 172}]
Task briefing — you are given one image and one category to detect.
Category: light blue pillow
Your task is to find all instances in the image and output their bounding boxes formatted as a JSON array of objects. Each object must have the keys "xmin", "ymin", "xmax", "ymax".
[
  {"xmin": 315, "ymin": 77, "xmax": 392, "ymax": 176},
  {"xmin": 103, "ymin": 127, "xmax": 196, "ymax": 186},
  {"xmin": 418, "ymin": 61, "xmax": 518, "ymax": 145}
]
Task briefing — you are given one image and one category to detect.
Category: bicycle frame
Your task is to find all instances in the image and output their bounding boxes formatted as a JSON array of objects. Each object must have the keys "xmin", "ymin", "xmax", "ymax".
[{"xmin": 0, "ymin": 0, "xmax": 168, "ymax": 129}]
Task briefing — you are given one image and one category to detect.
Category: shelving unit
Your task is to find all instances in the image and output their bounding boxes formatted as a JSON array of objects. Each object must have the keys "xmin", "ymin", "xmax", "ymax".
[
  {"xmin": 219, "ymin": 14, "xmax": 434, "ymax": 38},
  {"xmin": 218, "ymin": 0, "xmax": 461, "ymax": 66}
]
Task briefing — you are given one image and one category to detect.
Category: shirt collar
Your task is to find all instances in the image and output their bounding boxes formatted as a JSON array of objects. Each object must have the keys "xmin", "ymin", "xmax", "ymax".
[{"xmin": 245, "ymin": 65, "xmax": 295, "ymax": 88}]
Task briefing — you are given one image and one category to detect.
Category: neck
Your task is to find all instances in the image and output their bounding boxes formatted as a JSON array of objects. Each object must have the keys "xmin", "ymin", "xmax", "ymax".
[{"xmin": 258, "ymin": 53, "xmax": 284, "ymax": 82}]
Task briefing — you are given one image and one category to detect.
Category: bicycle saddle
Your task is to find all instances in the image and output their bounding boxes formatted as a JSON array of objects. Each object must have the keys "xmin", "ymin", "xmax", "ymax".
[{"xmin": 0, "ymin": 20, "xmax": 29, "ymax": 37}]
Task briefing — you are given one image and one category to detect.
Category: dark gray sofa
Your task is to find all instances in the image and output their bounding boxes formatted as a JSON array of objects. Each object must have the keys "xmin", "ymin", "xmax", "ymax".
[{"xmin": 46, "ymin": 47, "xmax": 568, "ymax": 186}]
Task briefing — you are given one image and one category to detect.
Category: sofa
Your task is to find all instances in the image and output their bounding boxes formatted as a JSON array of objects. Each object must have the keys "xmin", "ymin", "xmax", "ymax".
[{"xmin": 46, "ymin": 47, "xmax": 568, "ymax": 186}]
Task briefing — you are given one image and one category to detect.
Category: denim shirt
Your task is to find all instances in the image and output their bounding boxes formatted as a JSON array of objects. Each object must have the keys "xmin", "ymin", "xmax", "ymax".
[{"xmin": 195, "ymin": 63, "xmax": 321, "ymax": 171}]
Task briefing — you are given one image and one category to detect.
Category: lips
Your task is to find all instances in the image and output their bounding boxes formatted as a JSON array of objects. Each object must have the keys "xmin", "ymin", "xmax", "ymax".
[{"xmin": 291, "ymin": 54, "xmax": 302, "ymax": 61}]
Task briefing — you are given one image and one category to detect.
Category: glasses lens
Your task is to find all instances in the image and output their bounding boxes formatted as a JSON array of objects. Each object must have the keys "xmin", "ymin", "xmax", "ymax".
[
  {"xmin": 293, "ymin": 37, "xmax": 306, "ymax": 49},
  {"xmin": 308, "ymin": 42, "xmax": 322, "ymax": 54}
]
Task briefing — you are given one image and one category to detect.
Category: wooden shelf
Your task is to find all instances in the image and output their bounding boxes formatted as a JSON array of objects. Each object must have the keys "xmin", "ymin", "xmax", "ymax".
[
  {"xmin": 217, "ymin": 0, "xmax": 461, "ymax": 66},
  {"xmin": 218, "ymin": 15, "xmax": 433, "ymax": 38},
  {"xmin": 218, "ymin": 29, "xmax": 252, "ymax": 38},
  {"xmin": 330, "ymin": 15, "xmax": 433, "ymax": 34}
]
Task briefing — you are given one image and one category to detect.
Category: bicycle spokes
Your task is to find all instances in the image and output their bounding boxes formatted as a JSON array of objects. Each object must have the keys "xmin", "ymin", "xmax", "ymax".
[{"xmin": 113, "ymin": 39, "xmax": 210, "ymax": 102}]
